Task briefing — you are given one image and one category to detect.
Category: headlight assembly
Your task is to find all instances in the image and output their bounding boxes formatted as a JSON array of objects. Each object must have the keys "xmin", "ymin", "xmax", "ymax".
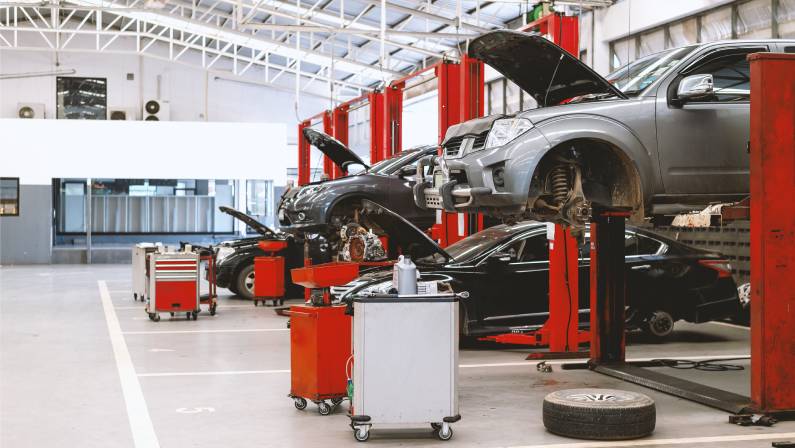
[
  {"xmin": 215, "ymin": 246, "xmax": 235, "ymax": 264},
  {"xmin": 485, "ymin": 118, "xmax": 533, "ymax": 149}
]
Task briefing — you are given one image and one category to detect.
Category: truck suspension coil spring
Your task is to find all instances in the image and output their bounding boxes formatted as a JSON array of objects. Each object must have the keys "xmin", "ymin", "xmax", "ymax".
[{"xmin": 551, "ymin": 164, "xmax": 570, "ymax": 205}]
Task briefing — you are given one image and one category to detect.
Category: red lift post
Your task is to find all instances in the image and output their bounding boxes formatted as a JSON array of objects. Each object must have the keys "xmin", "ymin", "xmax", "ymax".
[{"xmin": 749, "ymin": 53, "xmax": 795, "ymax": 414}]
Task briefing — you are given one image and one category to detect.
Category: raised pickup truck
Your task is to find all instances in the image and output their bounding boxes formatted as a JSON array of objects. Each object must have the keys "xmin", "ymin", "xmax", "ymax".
[{"xmin": 415, "ymin": 30, "xmax": 795, "ymax": 226}]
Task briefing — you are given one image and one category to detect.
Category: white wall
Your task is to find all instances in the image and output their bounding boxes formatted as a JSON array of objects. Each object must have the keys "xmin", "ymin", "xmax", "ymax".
[
  {"xmin": 0, "ymin": 119, "xmax": 288, "ymax": 185},
  {"xmin": 580, "ymin": 0, "xmax": 735, "ymax": 74},
  {"xmin": 0, "ymin": 47, "xmax": 326, "ymax": 142}
]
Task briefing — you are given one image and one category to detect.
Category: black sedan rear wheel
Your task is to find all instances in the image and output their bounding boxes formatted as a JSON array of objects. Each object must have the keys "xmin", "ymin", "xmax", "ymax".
[
  {"xmin": 235, "ymin": 264, "xmax": 256, "ymax": 300},
  {"xmin": 642, "ymin": 310, "xmax": 675, "ymax": 340}
]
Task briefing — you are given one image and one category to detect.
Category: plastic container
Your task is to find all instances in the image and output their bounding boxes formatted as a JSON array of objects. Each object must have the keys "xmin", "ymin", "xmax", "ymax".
[{"xmin": 393, "ymin": 255, "xmax": 417, "ymax": 295}]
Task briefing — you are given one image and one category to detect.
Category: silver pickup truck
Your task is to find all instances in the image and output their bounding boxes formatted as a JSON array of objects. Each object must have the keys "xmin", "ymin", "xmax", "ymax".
[{"xmin": 415, "ymin": 30, "xmax": 795, "ymax": 226}]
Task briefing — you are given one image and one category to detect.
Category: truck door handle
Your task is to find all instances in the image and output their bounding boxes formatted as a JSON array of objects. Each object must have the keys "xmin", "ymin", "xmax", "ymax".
[{"xmin": 631, "ymin": 264, "xmax": 652, "ymax": 271}]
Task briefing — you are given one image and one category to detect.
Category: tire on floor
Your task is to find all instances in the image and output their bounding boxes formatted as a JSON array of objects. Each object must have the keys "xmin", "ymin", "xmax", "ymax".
[{"xmin": 542, "ymin": 388, "xmax": 655, "ymax": 440}]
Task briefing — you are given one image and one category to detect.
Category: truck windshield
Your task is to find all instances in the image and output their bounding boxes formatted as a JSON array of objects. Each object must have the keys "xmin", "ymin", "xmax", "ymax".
[{"xmin": 606, "ymin": 45, "xmax": 697, "ymax": 95}]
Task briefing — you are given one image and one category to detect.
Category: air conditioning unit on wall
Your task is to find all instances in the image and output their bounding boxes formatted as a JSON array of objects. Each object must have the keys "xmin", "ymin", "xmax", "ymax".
[
  {"xmin": 143, "ymin": 99, "xmax": 170, "ymax": 121},
  {"xmin": 17, "ymin": 103, "xmax": 45, "ymax": 119},
  {"xmin": 109, "ymin": 107, "xmax": 137, "ymax": 121}
]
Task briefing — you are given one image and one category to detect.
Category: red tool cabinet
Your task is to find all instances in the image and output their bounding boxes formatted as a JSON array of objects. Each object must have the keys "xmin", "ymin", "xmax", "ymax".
[
  {"xmin": 289, "ymin": 304, "xmax": 352, "ymax": 415},
  {"xmin": 145, "ymin": 252, "xmax": 200, "ymax": 321},
  {"xmin": 254, "ymin": 256, "xmax": 285, "ymax": 306},
  {"xmin": 253, "ymin": 240, "xmax": 289, "ymax": 306}
]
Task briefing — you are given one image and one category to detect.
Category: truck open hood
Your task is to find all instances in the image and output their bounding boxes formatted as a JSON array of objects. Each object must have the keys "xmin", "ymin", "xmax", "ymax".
[
  {"xmin": 219, "ymin": 206, "xmax": 277, "ymax": 237},
  {"xmin": 469, "ymin": 30, "xmax": 626, "ymax": 107},
  {"xmin": 303, "ymin": 128, "xmax": 368, "ymax": 172},
  {"xmin": 360, "ymin": 200, "xmax": 452, "ymax": 263}
]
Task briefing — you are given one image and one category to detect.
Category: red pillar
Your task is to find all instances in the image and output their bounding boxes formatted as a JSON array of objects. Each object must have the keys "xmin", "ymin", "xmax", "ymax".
[
  {"xmin": 331, "ymin": 105, "xmax": 350, "ymax": 179},
  {"xmin": 322, "ymin": 111, "xmax": 334, "ymax": 179},
  {"xmin": 547, "ymin": 225, "xmax": 580, "ymax": 352},
  {"xmin": 749, "ymin": 52, "xmax": 795, "ymax": 413},
  {"xmin": 297, "ymin": 119, "xmax": 311, "ymax": 186},
  {"xmin": 368, "ymin": 91, "xmax": 385, "ymax": 164},
  {"xmin": 435, "ymin": 57, "xmax": 484, "ymax": 247},
  {"xmin": 384, "ymin": 82, "xmax": 404, "ymax": 158}
]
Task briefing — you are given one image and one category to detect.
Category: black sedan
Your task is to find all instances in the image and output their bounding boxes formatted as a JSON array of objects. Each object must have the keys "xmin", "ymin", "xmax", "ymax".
[{"xmin": 335, "ymin": 204, "xmax": 740, "ymax": 340}]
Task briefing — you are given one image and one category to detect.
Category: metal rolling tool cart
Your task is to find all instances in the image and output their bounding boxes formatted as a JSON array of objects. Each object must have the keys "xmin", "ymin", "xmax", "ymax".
[
  {"xmin": 145, "ymin": 251, "xmax": 201, "ymax": 321},
  {"xmin": 348, "ymin": 291, "xmax": 467, "ymax": 442}
]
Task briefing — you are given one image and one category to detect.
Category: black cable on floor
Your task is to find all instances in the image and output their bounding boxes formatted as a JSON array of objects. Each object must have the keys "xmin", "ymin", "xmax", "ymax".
[{"xmin": 649, "ymin": 357, "xmax": 748, "ymax": 372}]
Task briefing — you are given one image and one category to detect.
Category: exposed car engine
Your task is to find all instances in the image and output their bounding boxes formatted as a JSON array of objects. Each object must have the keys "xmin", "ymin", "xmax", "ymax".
[{"xmin": 338, "ymin": 222, "xmax": 387, "ymax": 263}]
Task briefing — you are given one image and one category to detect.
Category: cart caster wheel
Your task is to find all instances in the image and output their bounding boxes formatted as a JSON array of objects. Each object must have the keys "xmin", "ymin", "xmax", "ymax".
[
  {"xmin": 354, "ymin": 427, "xmax": 370, "ymax": 442},
  {"xmin": 331, "ymin": 397, "xmax": 344, "ymax": 406},
  {"xmin": 318, "ymin": 401, "xmax": 332, "ymax": 416},
  {"xmin": 431, "ymin": 423, "xmax": 442, "ymax": 430},
  {"xmin": 170, "ymin": 312, "xmax": 175, "ymax": 317},
  {"xmin": 293, "ymin": 397, "xmax": 307, "ymax": 410},
  {"xmin": 153, "ymin": 314, "xmax": 160, "ymax": 322},
  {"xmin": 147, "ymin": 313, "xmax": 154, "ymax": 321},
  {"xmin": 254, "ymin": 301, "xmax": 259, "ymax": 307},
  {"xmin": 436, "ymin": 426, "xmax": 453, "ymax": 441},
  {"xmin": 192, "ymin": 312, "xmax": 198, "ymax": 320},
  {"xmin": 210, "ymin": 304, "xmax": 217, "ymax": 316}
]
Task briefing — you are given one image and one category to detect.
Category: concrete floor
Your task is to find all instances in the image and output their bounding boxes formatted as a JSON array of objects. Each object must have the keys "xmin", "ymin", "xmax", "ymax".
[{"xmin": 2, "ymin": 264, "xmax": 794, "ymax": 448}]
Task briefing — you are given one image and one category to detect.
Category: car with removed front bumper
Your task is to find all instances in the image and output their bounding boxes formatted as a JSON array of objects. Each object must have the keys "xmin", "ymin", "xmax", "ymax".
[
  {"xmin": 336, "ymin": 202, "xmax": 740, "ymax": 340},
  {"xmin": 415, "ymin": 31, "xmax": 795, "ymax": 226}
]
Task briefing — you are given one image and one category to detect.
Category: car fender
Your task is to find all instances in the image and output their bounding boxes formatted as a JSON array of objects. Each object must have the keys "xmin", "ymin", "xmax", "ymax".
[
  {"xmin": 533, "ymin": 114, "xmax": 656, "ymax": 204},
  {"xmin": 324, "ymin": 191, "xmax": 380, "ymax": 224}
]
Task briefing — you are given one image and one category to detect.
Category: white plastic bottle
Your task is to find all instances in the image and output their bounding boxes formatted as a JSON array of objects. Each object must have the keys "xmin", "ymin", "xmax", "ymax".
[{"xmin": 393, "ymin": 255, "xmax": 418, "ymax": 295}]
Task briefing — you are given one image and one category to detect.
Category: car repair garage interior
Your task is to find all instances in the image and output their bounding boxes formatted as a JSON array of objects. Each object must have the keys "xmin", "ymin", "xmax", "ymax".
[{"xmin": 3, "ymin": 0, "xmax": 795, "ymax": 446}]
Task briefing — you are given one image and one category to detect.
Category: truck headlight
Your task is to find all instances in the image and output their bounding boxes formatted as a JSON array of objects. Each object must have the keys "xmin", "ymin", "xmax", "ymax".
[{"xmin": 485, "ymin": 118, "xmax": 533, "ymax": 149}]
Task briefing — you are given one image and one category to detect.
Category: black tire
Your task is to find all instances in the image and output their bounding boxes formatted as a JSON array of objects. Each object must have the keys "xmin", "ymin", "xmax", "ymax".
[
  {"xmin": 294, "ymin": 397, "xmax": 307, "ymax": 410},
  {"xmin": 318, "ymin": 401, "xmax": 332, "ymax": 416},
  {"xmin": 543, "ymin": 388, "xmax": 655, "ymax": 440},
  {"xmin": 209, "ymin": 304, "xmax": 217, "ymax": 316},
  {"xmin": 353, "ymin": 427, "xmax": 369, "ymax": 442},
  {"xmin": 234, "ymin": 264, "xmax": 256, "ymax": 300},
  {"xmin": 153, "ymin": 314, "xmax": 160, "ymax": 322},
  {"xmin": 642, "ymin": 310, "xmax": 675, "ymax": 341}
]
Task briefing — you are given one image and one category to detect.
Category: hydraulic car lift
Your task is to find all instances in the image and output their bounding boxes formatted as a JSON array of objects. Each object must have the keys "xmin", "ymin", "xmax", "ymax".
[{"xmin": 583, "ymin": 53, "xmax": 795, "ymax": 417}]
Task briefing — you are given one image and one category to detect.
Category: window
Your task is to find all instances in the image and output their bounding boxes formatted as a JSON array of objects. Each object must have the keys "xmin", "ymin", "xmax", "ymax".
[
  {"xmin": 685, "ymin": 50, "xmax": 757, "ymax": 102},
  {"xmin": 0, "ymin": 177, "xmax": 20, "ymax": 216},
  {"xmin": 518, "ymin": 234, "xmax": 549, "ymax": 262},
  {"xmin": 625, "ymin": 233, "xmax": 663, "ymax": 256},
  {"xmin": 247, "ymin": 180, "xmax": 272, "ymax": 218},
  {"xmin": 55, "ymin": 178, "xmax": 235, "ymax": 234},
  {"xmin": 56, "ymin": 77, "xmax": 107, "ymax": 120}
]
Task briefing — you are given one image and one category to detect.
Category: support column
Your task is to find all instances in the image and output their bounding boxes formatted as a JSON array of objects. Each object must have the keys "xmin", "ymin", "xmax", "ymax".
[
  {"xmin": 384, "ymin": 82, "xmax": 404, "ymax": 158},
  {"xmin": 547, "ymin": 224, "xmax": 580, "ymax": 352},
  {"xmin": 749, "ymin": 52, "xmax": 795, "ymax": 413},
  {"xmin": 368, "ymin": 91, "xmax": 385, "ymax": 164},
  {"xmin": 589, "ymin": 212, "xmax": 628, "ymax": 365},
  {"xmin": 332, "ymin": 104, "xmax": 350, "ymax": 180},
  {"xmin": 322, "ymin": 111, "xmax": 334, "ymax": 179},
  {"xmin": 297, "ymin": 119, "xmax": 311, "ymax": 186}
]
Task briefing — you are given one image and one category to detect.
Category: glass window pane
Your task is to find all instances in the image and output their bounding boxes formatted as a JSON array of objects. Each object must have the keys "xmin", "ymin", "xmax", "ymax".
[
  {"xmin": 505, "ymin": 80, "xmax": 522, "ymax": 114},
  {"xmin": 777, "ymin": 0, "xmax": 795, "ymax": 38},
  {"xmin": 611, "ymin": 37, "xmax": 637, "ymax": 70},
  {"xmin": 0, "ymin": 178, "xmax": 19, "ymax": 216},
  {"xmin": 737, "ymin": 0, "xmax": 772, "ymax": 38},
  {"xmin": 56, "ymin": 77, "xmax": 107, "ymax": 120},
  {"xmin": 700, "ymin": 7, "xmax": 733, "ymax": 42},
  {"xmin": 488, "ymin": 79, "xmax": 504, "ymax": 115},
  {"xmin": 639, "ymin": 28, "xmax": 665, "ymax": 58},
  {"xmin": 669, "ymin": 18, "xmax": 698, "ymax": 47}
]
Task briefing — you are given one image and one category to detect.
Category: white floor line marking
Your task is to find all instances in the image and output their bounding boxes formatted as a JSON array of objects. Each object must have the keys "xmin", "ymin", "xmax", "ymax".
[
  {"xmin": 509, "ymin": 431, "xmax": 795, "ymax": 448},
  {"xmin": 138, "ymin": 354, "xmax": 752, "ymax": 378},
  {"xmin": 98, "ymin": 280, "xmax": 160, "ymax": 448},
  {"xmin": 121, "ymin": 328, "xmax": 289, "ymax": 335},
  {"xmin": 461, "ymin": 354, "xmax": 750, "ymax": 368},
  {"xmin": 708, "ymin": 320, "xmax": 751, "ymax": 331},
  {"xmin": 139, "ymin": 369, "xmax": 290, "ymax": 377}
]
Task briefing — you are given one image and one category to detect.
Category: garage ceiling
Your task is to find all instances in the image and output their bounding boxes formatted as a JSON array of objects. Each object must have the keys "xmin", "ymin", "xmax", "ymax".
[{"xmin": 0, "ymin": 0, "xmax": 602, "ymax": 99}]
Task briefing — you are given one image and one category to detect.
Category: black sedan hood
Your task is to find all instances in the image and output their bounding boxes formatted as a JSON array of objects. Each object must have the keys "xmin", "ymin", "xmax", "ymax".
[
  {"xmin": 361, "ymin": 200, "xmax": 451, "ymax": 262},
  {"xmin": 219, "ymin": 206, "xmax": 276, "ymax": 237},
  {"xmin": 303, "ymin": 128, "xmax": 368, "ymax": 172},
  {"xmin": 469, "ymin": 30, "xmax": 626, "ymax": 107}
]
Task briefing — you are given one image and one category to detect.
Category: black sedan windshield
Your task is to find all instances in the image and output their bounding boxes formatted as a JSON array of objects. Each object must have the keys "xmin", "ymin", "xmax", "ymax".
[{"xmin": 606, "ymin": 45, "xmax": 697, "ymax": 95}]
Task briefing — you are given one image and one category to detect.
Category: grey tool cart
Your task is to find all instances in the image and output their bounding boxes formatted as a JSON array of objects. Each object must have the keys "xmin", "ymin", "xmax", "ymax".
[{"xmin": 348, "ymin": 291, "xmax": 467, "ymax": 442}]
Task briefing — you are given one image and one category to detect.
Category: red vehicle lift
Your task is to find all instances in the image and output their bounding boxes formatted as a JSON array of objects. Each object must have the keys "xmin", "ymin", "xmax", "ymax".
[
  {"xmin": 519, "ymin": 12, "xmax": 579, "ymax": 56},
  {"xmin": 582, "ymin": 53, "xmax": 795, "ymax": 417}
]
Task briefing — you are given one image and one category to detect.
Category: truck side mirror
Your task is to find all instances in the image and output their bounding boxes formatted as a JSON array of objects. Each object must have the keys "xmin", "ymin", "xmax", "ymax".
[{"xmin": 676, "ymin": 74, "xmax": 714, "ymax": 104}]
